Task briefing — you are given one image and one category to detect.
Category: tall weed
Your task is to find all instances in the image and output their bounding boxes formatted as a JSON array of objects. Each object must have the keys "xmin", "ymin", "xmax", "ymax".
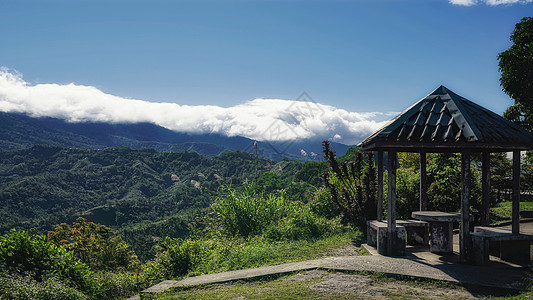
[
  {"xmin": 143, "ymin": 238, "xmax": 215, "ymax": 280},
  {"xmin": 93, "ymin": 271, "xmax": 142, "ymax": 300},
  {"xmin": 211, "ymin": 187, "xmax": 290, "ymax": 237}
]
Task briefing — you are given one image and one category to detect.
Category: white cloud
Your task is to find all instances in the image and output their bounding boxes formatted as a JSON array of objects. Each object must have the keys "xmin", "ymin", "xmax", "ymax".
[
  {"xmin": 485, "ymin": 0, "xmax": 532, "ymax": 4},
  {"xmin": 449, "ymin": 0, "xmax": 532, "ymax": 5},
  {"xmin": 449, "ymin": 0, "xmax": 478, "ymax": 6},
  {"xmin": 0, "ymin": 68, "xmax": 394, "ymax": 145}
]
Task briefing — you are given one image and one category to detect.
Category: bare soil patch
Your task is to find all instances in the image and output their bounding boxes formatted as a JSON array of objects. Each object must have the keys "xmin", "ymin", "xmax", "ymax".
[
  {"xmin": 285, "ymin": 270, "xmax": 487, "ymax": 299},
  {"xmin": 321, "ymin": 245, "xmax": 362, "ymax": 257}
]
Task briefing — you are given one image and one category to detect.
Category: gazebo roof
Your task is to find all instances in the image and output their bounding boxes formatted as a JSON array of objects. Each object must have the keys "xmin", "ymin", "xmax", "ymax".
[{"xmin": 358, "ymin": 85, "xmax": 533, "ymax": 152}]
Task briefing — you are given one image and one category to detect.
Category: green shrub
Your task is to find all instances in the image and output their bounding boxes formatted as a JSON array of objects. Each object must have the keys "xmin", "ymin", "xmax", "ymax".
[
  {"xmin": 0, "ymin": 270, "xmax": 88, "ymax": 300},
  {"xmin": 93, "ymin": 271, "xmax": 142, "ymax": 300},
  {"xmin": 264, "ymin": 207, "xmax": 342, "ymax": 241},
  {"xmin": 0, "ymin": 229, "xmax": 97, "ymax": 295},
  {"xmin": 210, "ymin": 185, "xmax": 341, "ymax": 241},
  {"xmin": 144, "ymin": 238, "xmax": 215, "ymax": 280},
  {"xmin": 211, "ymin": 187, "xmax": 290, "ymax": 237},
  {"xmin": 396, "ymin": 168, "xmax": 420, "ymax": 219},
  {"xmin": 309, "ymin": 187, "xmax": 341, "ymax": 219}
]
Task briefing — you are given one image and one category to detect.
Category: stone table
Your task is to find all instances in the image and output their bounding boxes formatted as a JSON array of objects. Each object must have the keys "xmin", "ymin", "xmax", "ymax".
[{"xmin": 411, "ymin": 211, "xmax": 470, "ymax": 254}]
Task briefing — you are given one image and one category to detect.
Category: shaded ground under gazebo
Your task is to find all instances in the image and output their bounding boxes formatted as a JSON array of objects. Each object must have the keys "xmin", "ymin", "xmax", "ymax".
[{"xmin": 358, "ymin": 85, "xmax": 533, "ymax": 263}]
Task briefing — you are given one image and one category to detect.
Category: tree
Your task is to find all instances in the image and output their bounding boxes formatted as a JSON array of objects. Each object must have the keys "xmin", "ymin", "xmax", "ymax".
[
  {"xmin": 48, "ymin": 217, "xmax": 140, "ymax": 272},
  {"xmin": 398, "ymin": 152, "xmax": 420, "ymax": 170},
  {"xmin": 498, "ymin": 17, "xmax": 533, "ymax": 130},
  {"xmin": 253, "ymin": 172, "xmax": 283, "ymax": 194},
  {"xmin": 490, "ymin": 152, "xmax": 513, "ymax": 203}
]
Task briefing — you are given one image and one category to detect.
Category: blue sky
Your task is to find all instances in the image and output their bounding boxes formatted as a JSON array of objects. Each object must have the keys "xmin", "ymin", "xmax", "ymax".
[{"xmin": 0, "ymin": 0, "xmax": 532, "ymax": 144}]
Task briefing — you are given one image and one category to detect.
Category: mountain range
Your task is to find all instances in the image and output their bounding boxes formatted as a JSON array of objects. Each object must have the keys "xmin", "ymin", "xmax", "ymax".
[{"xmin": 0, "ymin": 112, "xmax": 351, "ymax": 160}]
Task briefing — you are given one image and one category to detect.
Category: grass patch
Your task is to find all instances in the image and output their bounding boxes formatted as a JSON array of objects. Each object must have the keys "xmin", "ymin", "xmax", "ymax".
[
  {"xmin": 156, "ymin": 272, "xmax": 350, "ymax": 300},
  {"xmin": 498, "ymin": 287, "xmax": 533, "ymax": 299},
  {"xmin": 195, "ymin": 230, "xmax": 359, "ymax": 275},
  {"xmin": 490, "ymin": 201, "xmax": 533, "ymax": 223},
  {"xmin": 143, "ymin": 230, "xmax": 360, "ymax": 284},
  {"xmin": 142, "ymin": 186, "xmax": 364, "ymax": 287}
]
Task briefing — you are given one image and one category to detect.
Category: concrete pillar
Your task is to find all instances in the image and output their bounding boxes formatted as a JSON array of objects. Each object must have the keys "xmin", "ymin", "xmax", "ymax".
[
  {"xmin": 512, "ymin": 150, "xmax": 521, "ymax": 234},
  {"xmin": 387, "ymin": 151, "xmax": 397, "ymax": 256},
  {"xmin": 420, "ymin": 151, "xmax": 427, "ymax": 211},
  {"xmin": 481, "ymin": 151, "xmax": 490, "ymax": 226},
  {"xmin": 377, "ymin": 151, "xmax": 383, "ymax": 222},
  {"xmin": 460, "ymin": 150, "xmax": 472, "ymax": 263}
]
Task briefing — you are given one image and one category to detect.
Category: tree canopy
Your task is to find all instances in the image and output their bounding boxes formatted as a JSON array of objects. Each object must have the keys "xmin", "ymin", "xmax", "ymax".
[{"xmin": 498, "ymin": 17, "xmax": 533, "ymax": 130}]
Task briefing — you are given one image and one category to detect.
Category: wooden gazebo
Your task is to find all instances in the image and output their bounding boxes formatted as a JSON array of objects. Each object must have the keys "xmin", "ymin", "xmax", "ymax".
[{"xmin": 358, "ymin": 85, "xmax": 533, "ymax": 262}]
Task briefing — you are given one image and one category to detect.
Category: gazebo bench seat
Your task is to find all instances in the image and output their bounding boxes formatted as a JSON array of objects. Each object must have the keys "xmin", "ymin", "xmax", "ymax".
[
  {"xmin": 396, "ymin": 220, "xmax": 429, "ymax": 246},
  {"xmin": 471, "ymin": 226, "xmax": 533, "ymax": 266},
  {"xmin": 367, "ymin": 220, "xmax": 406, "ymax": 255}
]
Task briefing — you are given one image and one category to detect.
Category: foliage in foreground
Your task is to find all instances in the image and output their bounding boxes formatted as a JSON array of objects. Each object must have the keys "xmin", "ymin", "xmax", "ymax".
[
  {"xmin": 143, "ymin": 231, "xmax": 357, "ymax": 284},
  {"xmin": 0, "ymin": 146, "xmax": 328, "ymax": 262},
  {"xmin": 490, "ymin": 201, "xmax": 533, "ymax": 223},
  {"xmin": 322, "ymin": 141, "xmax": 377, "ymax": 230},
  {"xmin": 209, "ymin": 186, "xmax": 340, "ymax": 241},
  {"xmin": 0, "ymin": 180, "xmax": 352, "ymax": 299},
  {"xmin": 0, "ymin": 228, "xmax": 150, "ymax": 299},
  {"xmin": 142, "ymin": 186, "xmax": 350, "ymax": 281},
  {"xmin": 0, "ymin": 270, "xmax": 88, "ymax": 300},
  {"xmin": 0, "ymin": 229, "xmax": 98, "ymax": 296}
]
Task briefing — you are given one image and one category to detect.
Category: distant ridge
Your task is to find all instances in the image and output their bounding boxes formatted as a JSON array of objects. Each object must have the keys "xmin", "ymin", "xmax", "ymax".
[{"xmin": 0, "ymin": 112, "xmax": 352, "ymax": 160}]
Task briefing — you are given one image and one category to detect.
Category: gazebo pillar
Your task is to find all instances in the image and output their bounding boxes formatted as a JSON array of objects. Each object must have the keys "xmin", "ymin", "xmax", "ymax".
[
  {"xmin": 481, "ymin": 151, "xmax": 491, "ymax": 226},
  {"xmin": 460, "ymin": 150, "xmax": 472, "ymax": 263},
  {"xmin": 512, "ymin": 150, "xmax": 521, "ymax": 234},
  {"xmin": 419, "ymin": 151, "xmax": 427, "ymax": 211},
  {"xmin": 387, "ymin": 151, "xmax": 397, "ymax": 255},
  {"xmin": 377, "ymin": 151, "xmax": 384, "ymax": 222}
]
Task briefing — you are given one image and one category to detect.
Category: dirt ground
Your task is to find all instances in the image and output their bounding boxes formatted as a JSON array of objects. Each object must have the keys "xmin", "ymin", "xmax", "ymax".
[
  {"xmin": 284, "ymin": 269, "xmax": 488, "ymax": 299},
  {"xmin": 310, "ymin": 245, "xmax": 516, "ymax": 299},
  {"xmin": 320, "ymin": 245, "xmax": 362, "ymax": 257},
  {"xmin": 164, "ymin": 244, "xmax": 525, "ymax": 299}
]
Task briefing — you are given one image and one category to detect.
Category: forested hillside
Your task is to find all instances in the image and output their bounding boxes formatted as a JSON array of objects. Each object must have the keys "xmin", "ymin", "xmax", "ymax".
[{"xmin": 0, "ymin": 145, "xmax": 327, "ymax": 259}]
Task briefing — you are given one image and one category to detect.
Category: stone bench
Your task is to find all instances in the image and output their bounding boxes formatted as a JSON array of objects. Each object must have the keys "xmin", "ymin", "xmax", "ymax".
[
  {"xmin": 520, "ymin": 210, "xmax": 533, "ymax": 218},
  {"xmin": 367, "ymin": 220, "xmax": 406, "ymax": 256},
  {"xmin": 396, "ymin": 220, "xmax": 429, "ymax": 246},
  {"xmin": 471, "ymin": 226, "xmax": 533, "ymax": 266}
]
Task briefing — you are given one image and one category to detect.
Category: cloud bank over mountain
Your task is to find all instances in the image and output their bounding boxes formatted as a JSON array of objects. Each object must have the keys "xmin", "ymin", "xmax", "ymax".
[{"xmin": 0, "ymin": 68, "xmax": 394, "ymax": 145}]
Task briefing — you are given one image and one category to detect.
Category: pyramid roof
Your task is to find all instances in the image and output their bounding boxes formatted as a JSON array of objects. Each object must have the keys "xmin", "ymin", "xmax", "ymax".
[{"xmin": 358, "ymin": 85, "xmax": 533, "ymax": 152}]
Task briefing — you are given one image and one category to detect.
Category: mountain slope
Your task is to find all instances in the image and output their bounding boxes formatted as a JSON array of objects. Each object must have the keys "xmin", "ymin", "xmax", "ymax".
[{"xmin": 0, "ymin": 112, "xmax": 351, "ymax": 160}]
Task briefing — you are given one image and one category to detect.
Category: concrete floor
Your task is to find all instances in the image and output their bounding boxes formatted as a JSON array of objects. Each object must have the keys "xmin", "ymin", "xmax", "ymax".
[{"xmin": 398, "ymin": 221, "xmax": 533, "ymax": 267}]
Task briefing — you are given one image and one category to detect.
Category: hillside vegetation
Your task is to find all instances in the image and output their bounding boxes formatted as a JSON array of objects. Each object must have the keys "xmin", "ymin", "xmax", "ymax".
[
  {"xmin": 0, "ymin": 145, "xmax": 327, "ymax": 260},
  {"xmin": 0, "ymin": 145, "xmax": 351, "ymax": 299}
]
